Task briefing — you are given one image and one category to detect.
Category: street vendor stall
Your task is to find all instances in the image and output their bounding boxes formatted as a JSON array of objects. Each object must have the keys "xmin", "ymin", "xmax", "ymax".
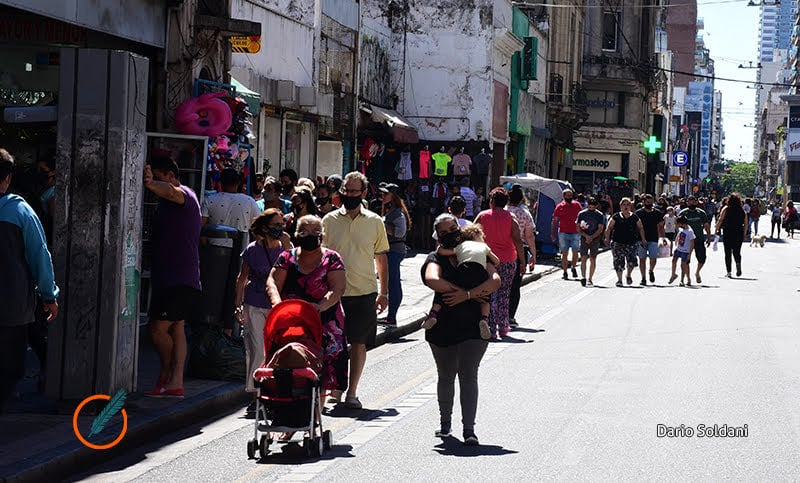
[{"xmin": 500, "ymin": 173, "xmax": 573, "ymax": 255}]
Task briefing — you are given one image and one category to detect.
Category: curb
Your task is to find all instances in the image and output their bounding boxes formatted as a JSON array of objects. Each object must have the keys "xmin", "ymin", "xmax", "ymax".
[{"xmin": 378, "ymin": 265, "xmax": 560, "ymax": 344}]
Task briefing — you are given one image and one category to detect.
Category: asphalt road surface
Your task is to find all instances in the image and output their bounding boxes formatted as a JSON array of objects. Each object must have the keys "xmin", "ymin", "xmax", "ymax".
[{"xmin": 73, "ymin": 236, "xmax": 800, "ymax": 481}]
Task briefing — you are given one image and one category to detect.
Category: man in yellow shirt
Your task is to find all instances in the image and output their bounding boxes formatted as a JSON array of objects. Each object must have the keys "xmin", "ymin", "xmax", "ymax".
[{"xmin": 322, "ymin": 171, "xmax": 389, "ymax": 409}]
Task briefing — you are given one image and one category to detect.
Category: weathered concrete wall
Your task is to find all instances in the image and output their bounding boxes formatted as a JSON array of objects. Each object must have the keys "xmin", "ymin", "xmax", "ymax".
[
  {"xmin": 361, "ymin": 0, "xmax": 497, "ymax": 142},
  {"xmin": 231, "ymin": 0, "xmax": 318, "ymax": 87}
]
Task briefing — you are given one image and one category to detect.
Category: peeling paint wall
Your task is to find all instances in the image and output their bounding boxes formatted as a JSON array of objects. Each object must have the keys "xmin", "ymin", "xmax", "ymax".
[
  {"xmin": 231, "ymin": 0, "xmax": 318, "ymax": 87},
  {"xmin": 362, "ymin": 0, "xmax": 504, "ymax": 142}
]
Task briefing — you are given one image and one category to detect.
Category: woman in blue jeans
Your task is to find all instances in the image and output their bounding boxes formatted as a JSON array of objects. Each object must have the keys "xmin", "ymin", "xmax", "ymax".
[
  {"xmin": 422, "ymin": 213, "xmax": 501, "ymax": 445},
  {"xmin": 381, "ymin": 185, "xmax": 411, "ymax": 325}
]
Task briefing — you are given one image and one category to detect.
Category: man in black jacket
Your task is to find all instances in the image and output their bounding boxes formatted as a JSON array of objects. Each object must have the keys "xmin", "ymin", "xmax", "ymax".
[{"xmin": 0, "ymin": 148, "xmax": 59, "ymax": 413}]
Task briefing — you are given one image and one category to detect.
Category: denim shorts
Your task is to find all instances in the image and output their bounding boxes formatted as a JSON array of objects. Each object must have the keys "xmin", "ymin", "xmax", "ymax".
[
  {"xmin": 673, "ymin": 251, "xmax": 690, "ymax": 263},
  {"xmin": 558, "ymin": 232, "xmax": 580, "ymax": 252},
  {"xmin": 637, "ymin": 241, "xmax": 659, "ymax": 258}
]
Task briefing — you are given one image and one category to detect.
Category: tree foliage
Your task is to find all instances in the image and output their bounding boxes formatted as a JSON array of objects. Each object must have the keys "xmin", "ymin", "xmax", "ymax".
[{"xmin": 721, "ymin": 162, "xmax": 757, "ymax": 197}]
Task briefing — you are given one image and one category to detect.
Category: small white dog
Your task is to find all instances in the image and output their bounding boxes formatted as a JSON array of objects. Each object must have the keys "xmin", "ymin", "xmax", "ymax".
[{"xmin": 750, "ymin": 234, "xmax": 767, "ymax": 247}]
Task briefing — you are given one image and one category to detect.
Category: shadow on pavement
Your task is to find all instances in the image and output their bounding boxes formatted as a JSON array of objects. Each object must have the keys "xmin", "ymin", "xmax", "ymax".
[
  {"xmin": 324, "ymin": 406, "xmax": 400, "ymax": 422},
  {"xmin": 255, "ymin": 442, "xmax": 355, "ymax": 464},
  {"xmin": 496, "ymin": 335, "xmax": 533, "ymax": 344},
  {"xmin": 433, "ymin": 437, "xmax": 518, "ymax": 457},
  {"xmin": 510, "ymin": 327, "xmax": 545, "ymax": 334}
]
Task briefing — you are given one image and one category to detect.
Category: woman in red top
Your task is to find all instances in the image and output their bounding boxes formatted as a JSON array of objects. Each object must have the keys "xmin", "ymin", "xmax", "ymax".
[
  {"xmin": 473, "ymin": 188, "xmax": 525, "ymax": 338},
  {"xmin": 784, "ymin": 201, "xmax": 798, "ymax": 238}
]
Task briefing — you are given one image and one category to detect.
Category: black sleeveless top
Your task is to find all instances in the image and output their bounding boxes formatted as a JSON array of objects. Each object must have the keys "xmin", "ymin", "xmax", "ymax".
[{"xmin": 420, "ymin": 252, "xmax": 482, "ymax": 347}]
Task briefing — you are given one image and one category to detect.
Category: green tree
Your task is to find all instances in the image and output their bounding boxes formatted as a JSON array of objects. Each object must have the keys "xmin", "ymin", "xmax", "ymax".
[{"xmin": 721, "ymin": 162, "xmax": 757, "ymax": 197}]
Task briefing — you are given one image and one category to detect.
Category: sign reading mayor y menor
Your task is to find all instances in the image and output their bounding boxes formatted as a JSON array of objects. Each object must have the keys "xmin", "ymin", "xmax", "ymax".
[{"xmin": 572, "ymin": 152, "xmax": 622, "ymax": 172}]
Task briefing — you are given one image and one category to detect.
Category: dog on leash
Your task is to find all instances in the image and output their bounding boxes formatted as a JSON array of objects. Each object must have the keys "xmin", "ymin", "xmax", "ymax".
[{"xmin": 750, "ymin": 234, "xmax": 767, "ymax": 247}]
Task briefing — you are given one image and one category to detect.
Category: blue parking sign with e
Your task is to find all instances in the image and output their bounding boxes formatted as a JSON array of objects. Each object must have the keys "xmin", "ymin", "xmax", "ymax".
[{"xmin": 673, "ymin": 151, "xmax": 688, "ymax": 167}]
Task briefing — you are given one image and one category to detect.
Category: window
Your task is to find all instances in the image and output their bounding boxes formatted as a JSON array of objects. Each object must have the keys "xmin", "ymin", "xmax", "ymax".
[{"xmin": 602, "ymin": 11, "xmax": 619, "ymax": 51}]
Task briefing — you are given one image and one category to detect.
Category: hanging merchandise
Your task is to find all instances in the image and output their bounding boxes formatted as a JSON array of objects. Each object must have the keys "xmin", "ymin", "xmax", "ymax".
[
  {"xmin": 397, "ymin": 151, "xmax": 413, "ymax": 181},
  {"xmin": 474, "ymin": 150, "xmax": 492, "ymax": 176},
  {"xmin": 418, "ymin": 149, "xmax": 431, "ymax": 179},
  {"xmin": 175, "ymin": 92, "xmax": 233, "ymax": 137},
  {"xmin": 431, "ymin": 150, "xmax": 452, "ymax": 177},
  {"xmin": 360, "ymin": 137, "xmax": 379, "ymax": 163},
  {"xmin": 452, "ymin": 151, "xmax": 472, "ymax": 176}
]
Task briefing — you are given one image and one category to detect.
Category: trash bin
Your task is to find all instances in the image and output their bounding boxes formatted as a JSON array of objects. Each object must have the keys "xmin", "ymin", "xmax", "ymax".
[{"xmin": 198, "ymin": 224, "xmax": 245, "ymax": 328}]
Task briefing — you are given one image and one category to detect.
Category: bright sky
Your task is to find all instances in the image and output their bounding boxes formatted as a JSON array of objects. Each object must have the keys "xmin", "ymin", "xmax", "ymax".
[{"xmin": 697, "ymin": 0, "xmax": 761, "ymax": 163}]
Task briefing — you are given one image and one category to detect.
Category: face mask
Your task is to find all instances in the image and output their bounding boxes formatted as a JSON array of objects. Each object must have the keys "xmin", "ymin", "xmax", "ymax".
[
  {"xmin": 342, "ymin": 194, "xmax": 362, "ymax": 210},
  {"xmin": 564, "ymin": 197, "xmax": 573, "ymax": 203},
  {"xmin": 644, "ymin": 203, "xmax": 653, "ymax": 209},
  {"xmin": 438, "ymin": 230, "xmax": 462, "ymax": 249},
  {"xmin": 267, "ymin": 226, "xmax": 283, "ymax": 239},
  {"xmin": 37, "ymin": 172, "xmax": 52, "ymax": 185},
  {"xmin": 316, "ymin": 197, "xmax": 330, "ymax": 207},
  {"xmin": 297, "ymin": 234, "xmax": 321, "ymax": 251},
  {"xmin": 263, "ymin": 191, "xmax": 276, "ymax": 202},
  {"xmin": 688, "ymin": 205, "xmax": 697, "ymax": 210},
  {"xmin": 292, "ymin": 204, "xmax": 303, "ymax": 215},
  {"xmin": 281, "ymin": 184, "xmax": 293, "ymax": 195}
]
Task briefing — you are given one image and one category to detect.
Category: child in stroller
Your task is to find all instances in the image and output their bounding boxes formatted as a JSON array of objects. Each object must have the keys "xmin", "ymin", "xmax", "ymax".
[{"xmin": 247, "ymin": 300, "xmax": 332, "ymax": 459}]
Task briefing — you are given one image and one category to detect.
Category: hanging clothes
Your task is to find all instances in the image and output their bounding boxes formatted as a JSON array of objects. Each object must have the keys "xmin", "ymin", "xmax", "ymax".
[
  {"xmin": 418, "ymin": 149, "xmax": 431, "ymax": 179},
  {"xmin": 474, "ymin": 152, "xmax": 492, "ymax": 175},
  {"xmin": 397, "ymin": 151, "xmax": 413, "ymax": 181},
  {"xmin": 431, "ymin": 151, "xmax": 452, "ymax": 177},
  {"xmin": 452, "ymin": 152, "xmax": 472, "ymax": 176}
]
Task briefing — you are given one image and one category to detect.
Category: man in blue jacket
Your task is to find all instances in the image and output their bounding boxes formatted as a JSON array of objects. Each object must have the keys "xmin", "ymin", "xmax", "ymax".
[{"xmin": 0, "ymin": 148, "xmax": 59, "ymax": 413}]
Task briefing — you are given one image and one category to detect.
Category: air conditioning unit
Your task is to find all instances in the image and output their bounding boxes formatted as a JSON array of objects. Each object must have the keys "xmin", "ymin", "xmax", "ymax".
[
  {"xmin": 277, "ymin": 80, "xmax": 295, "ymax": 101},
  {"xmin": 298, "ymin": 86, "xmax": 316, "ymax": 107}
]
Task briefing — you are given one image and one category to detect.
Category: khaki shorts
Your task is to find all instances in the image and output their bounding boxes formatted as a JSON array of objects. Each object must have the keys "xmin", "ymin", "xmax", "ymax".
[{"xmin": 580, "ymin": 237, "xmax": 600, "ymax": 258}]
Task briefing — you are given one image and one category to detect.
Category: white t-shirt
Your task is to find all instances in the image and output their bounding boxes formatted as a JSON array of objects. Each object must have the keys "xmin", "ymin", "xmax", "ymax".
[
  {"xmin": 663, "ymin": 213, "xmax": 676, "ymax": 233},
  {"xmin": 202, "ymin": 191, "xmax": 261, "ymax": 247},
  {"xmin": 676, "ymin": 226, "xmax": 695, "ymax": 253},
  {"xmin": 455, "ymin": 240, "xmax": 490, "ymax": 269}
]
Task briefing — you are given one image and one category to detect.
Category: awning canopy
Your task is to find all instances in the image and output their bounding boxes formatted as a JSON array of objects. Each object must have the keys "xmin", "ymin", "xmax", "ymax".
[
  {"xmin": 230, "ymin": 76, "xmax": 261, "ymax": 115},
  {"xmin": 364, "ymin": 103, "xmax": 419, "ymax": 144}
]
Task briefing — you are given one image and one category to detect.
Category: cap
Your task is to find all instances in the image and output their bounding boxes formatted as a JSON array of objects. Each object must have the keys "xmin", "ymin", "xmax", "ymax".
[{"xmin": 379, "ymin": 183, "xmax": 399, "ymax": 194}]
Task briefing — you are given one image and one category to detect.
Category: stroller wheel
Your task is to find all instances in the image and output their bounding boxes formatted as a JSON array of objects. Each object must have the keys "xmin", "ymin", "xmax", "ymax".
[
  {"xmin": 303, "ymin": 436, "xmax": 314, "ymax": 457},
  {"xmin": 259, "ymin": 434, "xmax": 270, "ymax": 459},
  {"xmin": 322, "ymin": 430, "xmax": 332, "ymax": 450},
  {"xmin": 247, "ymin": 439, "xmax": 257, "ymax": 460},
  {"xmin": 316, "ymin": 435, "xmax": 324, "ymax": 456}
]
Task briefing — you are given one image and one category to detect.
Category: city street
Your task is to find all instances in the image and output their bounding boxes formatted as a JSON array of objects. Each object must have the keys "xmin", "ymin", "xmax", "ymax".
[{"xmin": 73, "ymin": 237, "xmax": 800, "ymax": 481}]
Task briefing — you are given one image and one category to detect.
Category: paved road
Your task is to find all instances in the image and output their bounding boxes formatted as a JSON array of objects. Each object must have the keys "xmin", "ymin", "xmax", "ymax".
[{"xmin": 73, "ymin": 237, "xmax": 800, "ymax": 481}]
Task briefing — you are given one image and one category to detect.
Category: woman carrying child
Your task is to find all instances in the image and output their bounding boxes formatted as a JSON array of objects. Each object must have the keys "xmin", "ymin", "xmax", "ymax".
[{"xmin": 421, "ymin": 213, "xmax": 501, "ymax": 445}]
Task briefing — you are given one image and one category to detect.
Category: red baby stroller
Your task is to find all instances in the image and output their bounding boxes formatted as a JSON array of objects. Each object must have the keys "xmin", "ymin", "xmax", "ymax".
[{"xmin": 246, "ymin": 300, "xmax": 332, "ymax": 459}]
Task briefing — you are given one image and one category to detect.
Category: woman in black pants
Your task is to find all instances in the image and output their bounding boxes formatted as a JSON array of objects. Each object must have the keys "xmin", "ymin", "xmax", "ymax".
[
  {"xmin": 422, "ymin": 213, "xmax": 501, "ymax": 445},
  {"xmin": 715, "ymin": 193, "xmax": 748, "ymax": 278}
]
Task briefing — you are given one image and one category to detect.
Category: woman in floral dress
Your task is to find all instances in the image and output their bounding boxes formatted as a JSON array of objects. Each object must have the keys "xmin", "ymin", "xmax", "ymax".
[{"xmin": 266, "ymin": 215, "xmax": 348, "ymax": 397}]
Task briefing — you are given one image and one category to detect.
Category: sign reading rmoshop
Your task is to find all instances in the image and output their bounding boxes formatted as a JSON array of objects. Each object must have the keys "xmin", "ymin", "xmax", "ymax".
[{"xmin": 572, "ymin": 152, "xmax": 622, "ymax": 172}]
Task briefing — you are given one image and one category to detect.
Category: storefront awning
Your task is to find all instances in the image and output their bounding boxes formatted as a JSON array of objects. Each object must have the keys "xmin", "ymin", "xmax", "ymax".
[
  {"xmin": 230, "ymin": 76, "xmax": 261, "ymax": 115},
  {"xmin": 365, "ymin": 104, "xmax": 419, "ymax": 144}
]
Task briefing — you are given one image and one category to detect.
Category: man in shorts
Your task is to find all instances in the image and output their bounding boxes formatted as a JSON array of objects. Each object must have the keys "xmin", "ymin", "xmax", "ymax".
[
  {"xmin": 144, "ymin": 156, "xmax": 201, "ymax": 398},
  {"xmin": 681, "ymin": 195, "xmax": 712, "ymax": 284},
  {"xmin": 322, "ymin": 172, "xmax": 389, "ymax": 409},
  {"xmin": 551, "ymin": 189, "xmax": 583, "ymax": 280},
  {"xmin": 634, "ymin": 194, "xmax": 665, "ymax": 285},
  {"xmin": 576, "ymin": 197, "xmax": 605, "ymax": 287}
]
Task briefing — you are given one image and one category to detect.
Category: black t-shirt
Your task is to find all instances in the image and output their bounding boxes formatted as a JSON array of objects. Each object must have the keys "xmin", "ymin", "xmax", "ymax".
[
  {"xmin": 722, "ymin": 206, "xmax": 746, "ymax": 236},
  {"xmin": 634, "ymin": 207, "xmax": 663, "ymax": 242},
  {"xmin": 420, "ymin": 252, "xmax": 482, "ymax": 347},
  {"xmin": 610, "ymin": 212, "xmax": 640, "ymax": 244}
]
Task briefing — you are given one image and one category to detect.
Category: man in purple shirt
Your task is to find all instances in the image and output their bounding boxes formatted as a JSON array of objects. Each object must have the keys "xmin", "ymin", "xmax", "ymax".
[{"xmin": 144, "ymin": 156, "xmax": 201, "ymax": 398}]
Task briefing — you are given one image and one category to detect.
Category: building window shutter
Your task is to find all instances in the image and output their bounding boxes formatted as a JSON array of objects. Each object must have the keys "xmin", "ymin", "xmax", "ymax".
[{"xmin": 521, "ymin": 36, "xmax": 538, "ymax": 81}]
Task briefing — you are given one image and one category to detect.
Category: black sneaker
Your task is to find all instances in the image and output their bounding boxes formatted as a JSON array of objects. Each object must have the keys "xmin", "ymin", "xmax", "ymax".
[
  {"xmin": 509, "ymin": 318, "xmax": 518, "ymax": 328},
  {"xmin": 580, "ymin": 278, "xmax": 586, "ymax": 287},
  {"xmin": 649, "ymin": 271, "xmax": 655, "ymax": 283},
  {"xmin": 640, "ymin": 278, "xmax": 647, "ymax": 286},
  {"xmin": 562, "ymin": 271, "xmax": 569, "ymax": 280},
  {"xmin": 571, "ymin": 268, "xmax": 578, "ymax": 278},
  {"xmin": 435, "ymin": 423, "xmax": 452, "ymax": 438},
  {"xmin": 463, "ymin": 432, "xmax": 479, "ymax": 446}
]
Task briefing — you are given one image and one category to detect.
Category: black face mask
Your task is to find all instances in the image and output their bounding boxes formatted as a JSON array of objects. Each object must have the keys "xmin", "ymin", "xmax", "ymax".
[
  {"xmin": 267, "ymin": 226, "xmax": 283, "ymax": 239},
  {"xmin": 316, "ymin": 197, "xmax": 330, "ymax": 207},
  {"xmin": 297, "ymin": 234, "xmax": 321, "ymax": 251},
  {"xmin": 342, "ymin": 194, "xmax": 362, "ymax": 210},
  {"xmin": 281, "ymin": 184, "xmax": 293, "ymax": 195},
  {"xmin": 564, "ymin": 197, "xmax": 573, "ymax": 203},
  {"xmin": 292, "ymin": 204, "xmax": 303, "ymax": 216},
  {"xmin": 439, "ymin": 230, "xmax": 462, "ymax": 249},
  {"xmin": 37, "ymin": 172, "xmax": 52, "ymax": 185},
  {"xmin": 688, "ymin": 205, "xmax": 697, "ymax": 210}
]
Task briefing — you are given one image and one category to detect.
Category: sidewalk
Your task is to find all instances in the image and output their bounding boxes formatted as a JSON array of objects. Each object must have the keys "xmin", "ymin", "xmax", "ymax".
[{"xmin": 0, "ymin": 252, "xmax": 559, "ymax": 482}]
